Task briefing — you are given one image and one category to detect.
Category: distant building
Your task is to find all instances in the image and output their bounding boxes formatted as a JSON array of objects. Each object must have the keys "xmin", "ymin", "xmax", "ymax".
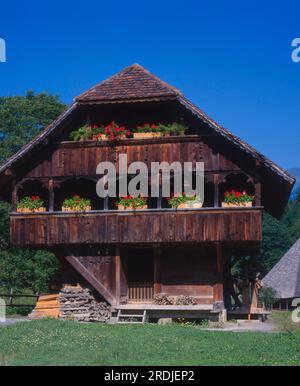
[{"xmin": 263, "ymin": 238, "xmax": 300, "ymax": 309}]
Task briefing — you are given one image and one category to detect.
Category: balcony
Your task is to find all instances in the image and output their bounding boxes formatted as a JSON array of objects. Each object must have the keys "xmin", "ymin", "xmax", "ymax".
[{"xmin": 10, "ymin": 207, "xmax": 262, "ymax": 247}]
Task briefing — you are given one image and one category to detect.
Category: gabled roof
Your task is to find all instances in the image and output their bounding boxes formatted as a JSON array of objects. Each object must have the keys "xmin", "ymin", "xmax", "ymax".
[
  {"xmin": 0, "ymin": 63, "xmax": 295, "ymax": 218},
  {"xmin": 263, "ymin": 239, "xmax": 300, "ymax": 299},
  {"xmin": 76, "ymin": 64, "xmax": 182, "ymax": 103}
]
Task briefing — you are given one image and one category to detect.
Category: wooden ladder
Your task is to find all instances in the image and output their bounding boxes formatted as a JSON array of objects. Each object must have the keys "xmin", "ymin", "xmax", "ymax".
[{"xmin": 116, "ymin": 309, "xmax": 147, "ymax": 324}]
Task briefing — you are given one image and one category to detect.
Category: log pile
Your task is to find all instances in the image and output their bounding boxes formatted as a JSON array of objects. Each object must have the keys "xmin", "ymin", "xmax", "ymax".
[
  {"xmin": 154, "ymin": 293, "xmax": 197, "ymax": 306},
  {"xmin": 59, "ymin": 284, "xmax": 111, "ymax": 322}
]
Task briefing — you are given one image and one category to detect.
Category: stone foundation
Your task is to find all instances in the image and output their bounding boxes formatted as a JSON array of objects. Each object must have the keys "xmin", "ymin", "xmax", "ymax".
[{"xmin": 59, "ymin": 284, "xmax": 111, "ymax": 322}]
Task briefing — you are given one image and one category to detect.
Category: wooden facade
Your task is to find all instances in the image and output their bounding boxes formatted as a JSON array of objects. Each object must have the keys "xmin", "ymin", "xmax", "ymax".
[{"xmin": 0, "ymin": 64, "xmax": 294, "ymax": 317}]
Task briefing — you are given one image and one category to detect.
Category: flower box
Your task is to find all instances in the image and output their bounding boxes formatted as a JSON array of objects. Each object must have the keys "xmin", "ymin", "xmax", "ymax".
[
  {"xmin": 222, "ymin": 202, "xmax": 253, "ymax": 208},
  {"xmin": 62, "ymin": 206, "xmax": 91, "ymax": 212},
  {"xmin": 177, "ymin": 201, "xmax": 203, "ymax": 209},
  {"xmin": 17, "ymin": 207, "xmax": 46, "ymax": 213},
  {"xmin": 117, "ymin": 204, "xmax": 148, "ymax": 210},
  {"xmin": 133, "ymin": 132, "xmax": 162, "ymax": 139}
]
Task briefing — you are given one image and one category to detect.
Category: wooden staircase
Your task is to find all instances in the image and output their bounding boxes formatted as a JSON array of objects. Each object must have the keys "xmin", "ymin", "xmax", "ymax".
[
  {"xmin": 116, "ymin": 309, "xmax": 147, "ymax": 324},
  {"xmin": 29, "ymin": 294, "xmax": 60, "ymax": 319}
]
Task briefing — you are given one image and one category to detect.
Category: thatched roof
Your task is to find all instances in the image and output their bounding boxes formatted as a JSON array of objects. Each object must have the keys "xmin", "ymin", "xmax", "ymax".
[{"xmin": 263, "ymin": 238, "xmax": 300, "ymax": 299}]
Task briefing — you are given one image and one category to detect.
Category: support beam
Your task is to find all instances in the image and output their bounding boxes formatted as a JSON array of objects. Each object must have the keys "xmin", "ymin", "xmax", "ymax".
[
  {"xmin": 65, "ymin": 255, "xmax": 116, "ymax": 305},
  {"xmin": 154, "ymin": 248, "xmax": 162, "ymax": 295},
  {"xmin": 115, "ymin": 246, "xmax": 121, "ymax": 304},
  {"xmin": 213, "ymin": 243, "xmax": 224, "ymax": 303},
  {"xmin": 12, "ymin": 180, "xmax": 18, "ymax": 212},
  {"xmin": 213, "ymin": 173, "xmax": 219, "ymax": 208},
  {"xmin": 49, "ymin": 179, "xmax": 54, "ymax": 212}
]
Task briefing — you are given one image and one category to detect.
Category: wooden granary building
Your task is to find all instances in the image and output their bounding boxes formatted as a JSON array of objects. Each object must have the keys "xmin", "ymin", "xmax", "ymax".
[{"xmin": 0, "ymin": 64, "xmax": 295, "ymax": 321}]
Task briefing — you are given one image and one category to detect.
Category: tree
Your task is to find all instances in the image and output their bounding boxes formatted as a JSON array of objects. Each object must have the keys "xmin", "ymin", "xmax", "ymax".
[
  {"xmin": 0, "ymin": 91, "xmax": 66, "ymax": 163},
  {"xmin": 0, "ymin": 91, "xmax": 65, "ymax": 292}
]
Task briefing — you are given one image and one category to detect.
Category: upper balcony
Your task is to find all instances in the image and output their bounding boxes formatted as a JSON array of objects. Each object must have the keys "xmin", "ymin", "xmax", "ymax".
[{"xmin": 10, "ymin": 207, "xmax": 262, "ymax": 247}]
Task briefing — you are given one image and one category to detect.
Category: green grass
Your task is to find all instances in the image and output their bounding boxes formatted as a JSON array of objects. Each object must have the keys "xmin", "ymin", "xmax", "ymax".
[
  {"xmin": 1, "ymin": 319, "xmax": 300, "ymax": 366},
  {"xmin": 271, "ymin": 311, "xmax": 300, "ymax": 333}
]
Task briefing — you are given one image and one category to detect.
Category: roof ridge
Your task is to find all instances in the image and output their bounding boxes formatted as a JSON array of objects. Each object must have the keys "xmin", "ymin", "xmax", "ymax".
[{"xmin": 75, "ymin": 63, "xmax": 181, "ymax": 102}]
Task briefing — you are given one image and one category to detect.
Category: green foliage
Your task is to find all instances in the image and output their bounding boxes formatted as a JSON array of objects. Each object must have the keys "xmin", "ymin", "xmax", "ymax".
[
  {"xmin": 17, "ymin": 196, "xmax": 44, "ymax": 211},
  {"xmin": 168, "ymin": 193, "xmax": 197, "ymax": 208},
  {"xmin": 160, "ymin": 122, "xmax": 187, "ymax": 135},
  {"xmin": 69, "ymin": 125, "xmax": 92, "ymax": 141},
  {"xmin": 62, "ymin": 195, "xmax": 91, "ymax": 210},
  {"xmin": 224, "ymin": 189, "xmax": 254, "ymax": 205},
  {"xmin": 0, "ymin": 92, "xmax": 63, "ymax": 296},
  {"xmin": 261, "ymin": 199, "xmax": 300, "ymax": 273},
  {"xmin": 232, "ymin": 198, "xmax": 300, "ymax": 282},
  {"xmin": 0, "ymin": 248, "xmax": 59, "ymax": 293},
  {"xmin": 134, "ymin": 122, "xmax": 187, "ymax": 135},
  {"xmin": 259, "ymin": 286, "xmax": 279, "ymax": 309},
  {"xmin": 0, "ymin": 91, "xmax": 66, "ymax": 163},
  {"xmin": 117, "ymin": 195, "xmax": 147, "ymax": 209},
  {"xmin": 0, "ymin": 201, "xmax": 10, "ymax": 250}
]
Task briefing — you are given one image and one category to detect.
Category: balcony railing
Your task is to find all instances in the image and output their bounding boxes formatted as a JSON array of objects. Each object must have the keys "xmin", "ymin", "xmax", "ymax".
[{"xmin": 10, "ymin": 207, "xmax": 262, "ymax": 246}]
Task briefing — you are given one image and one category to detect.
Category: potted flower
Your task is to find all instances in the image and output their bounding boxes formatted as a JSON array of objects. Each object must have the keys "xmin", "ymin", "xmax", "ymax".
[
  {"xmin": 69, "ymin": 125, "xmax": 93, "ymax": 141},
  {"xmin": 222, "ymin": 190, "xmax": 254, "ymax": 207},
  {"xmin": 116, "ymin": 195, "xmax": 148, "ymax": 210},
  {"xmin": 62, "ymin": 195, "xmax": 92, "ymax": 212},
  {"xmin": 92, "ymin": 122, "xmax": 131, "ymax": 142},
  {"xmin": 17, "ymin": 196, "xmax": 46, "ymax": 213},
  {"xmin": 133, "ymin": 123, "xmax": 163, "ymax": 139},
  {"xmin": 168, "ymin": 193, "xmax": 203, "ymax": 209},
  {"xmin": 162, "ymin": 122, "xmax": 187, "ymax": 137}
]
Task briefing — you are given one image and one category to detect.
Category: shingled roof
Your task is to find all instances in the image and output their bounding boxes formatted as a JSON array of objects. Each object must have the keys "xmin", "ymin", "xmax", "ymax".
[
  {"xmin": 76, "ymin": 64, "xmax": 182, "ymax": 103},
  {"xmin": 0, "ymin": 63, "xmax": 295, "ymax": 218},
  {"xmin": 263, "ymin": 238, "xmax": 300, "ymax": 299}
]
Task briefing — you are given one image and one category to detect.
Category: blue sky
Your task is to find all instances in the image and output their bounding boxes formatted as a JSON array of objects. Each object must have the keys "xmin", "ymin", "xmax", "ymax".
[{"xmin": 0, "ymin": 0, "xmax": 299, "ymax": 169}]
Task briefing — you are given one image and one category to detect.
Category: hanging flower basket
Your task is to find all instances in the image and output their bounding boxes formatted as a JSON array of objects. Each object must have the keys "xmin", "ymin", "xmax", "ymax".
[
  {"xmin": 222, "ymin": 190, "xmax": 254, "ymax": 207},
  {"xmin": 17, "ymin": 196, "xmax": 46, "ymax": 213},
  {"xmin": 117, "ymin": 195, "xmax": 148, "ymax": 210},
  {"xmin": 62, "ymin": 195, "xmax": 92, "ymax": 212}
]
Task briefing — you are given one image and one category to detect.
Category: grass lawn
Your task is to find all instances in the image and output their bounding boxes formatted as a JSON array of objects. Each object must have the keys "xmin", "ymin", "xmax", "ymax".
[{"xmin": 0, "ymin": 318, "xmax": 300, "ymax": 366}]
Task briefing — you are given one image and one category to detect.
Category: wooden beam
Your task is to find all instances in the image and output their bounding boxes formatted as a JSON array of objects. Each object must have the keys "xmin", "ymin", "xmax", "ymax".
[
  {"xmin": 115, "ymin": 246, "xmax": 121, "ymax": 304},
  {"xmin": 49, "ymin": 179, "xmax": 54, "ymax": 212},
  {"xmin": 213, "ymin": 243, "xmax": 224, "ymax": 302},
  {"xmin": 153, "ymin": 249, "xmax": 162, "ymax": 295},
  {"xmin": 213, "ymin": 173, "xmax": 219, "ymax": 208},
  {"xmin": 64, "ymin": 255, "xmax": 116, "ymax": 305}
]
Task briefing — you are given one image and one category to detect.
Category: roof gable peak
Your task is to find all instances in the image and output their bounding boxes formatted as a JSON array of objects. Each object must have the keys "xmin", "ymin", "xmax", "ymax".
[{"xmin": 76, "ymin": 63, "xmax": 182, "ymax": 103}]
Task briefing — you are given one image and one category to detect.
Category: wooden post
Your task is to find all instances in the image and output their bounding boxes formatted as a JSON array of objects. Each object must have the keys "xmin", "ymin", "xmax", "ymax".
[
  {"xmin": 153, "ymin": 249, "xmax": 161, "ymax": 295},
  {"xmin": 213, "ymin": 243, "xmax": 224, "ymax": 303},
  {"xmin": 12, "ymin": 180, "xmax": 18, "ymax": 212},
  {"xmin": 213, "ymin": 174, "xmax": 219, "ymax": 208},
  {"xmin": 115, "ymin": 246, "xmax": 121, "ymax": 304},
  {"xmin": 49, "ymin": 179, "xmax": 54, "ymax": 212},
  {"xmin": 255, "ymin": 181, "xmax": 261, "ymax": 206}
]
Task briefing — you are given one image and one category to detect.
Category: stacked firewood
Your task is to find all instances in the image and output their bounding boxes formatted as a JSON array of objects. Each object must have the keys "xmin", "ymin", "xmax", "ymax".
[
  {"xmin": 154, "ymin": 293, "xmax": 197, "ymax": 305},
  {"xmin": 59, "ymin": 284, "xmax": 111, "ymax": 322}
]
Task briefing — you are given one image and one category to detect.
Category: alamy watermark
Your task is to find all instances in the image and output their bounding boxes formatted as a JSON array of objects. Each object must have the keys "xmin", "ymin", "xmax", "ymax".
[
  {"xmin": 0, "ymin": 298, "xmax": 6, "ymax": 322},
  {"xmin": 95, "ymin": 155, "xmax": 204, "ymax": 200},
  {"xmin": 291, "ymin": 38, "xmax": 300, "ymax": 63},
  {"xmin": 291, "ymin": 298, "xmax": 300, "ymax": 323},
  {"xmin": 0, "ymin": 38, "xmax": 6, "ymax": 63}
]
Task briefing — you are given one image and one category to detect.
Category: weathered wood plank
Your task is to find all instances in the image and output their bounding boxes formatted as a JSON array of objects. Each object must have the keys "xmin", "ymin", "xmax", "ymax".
[{"xmin": 10, "ymin": 209, "xmax": 262, "ymax": 246}]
